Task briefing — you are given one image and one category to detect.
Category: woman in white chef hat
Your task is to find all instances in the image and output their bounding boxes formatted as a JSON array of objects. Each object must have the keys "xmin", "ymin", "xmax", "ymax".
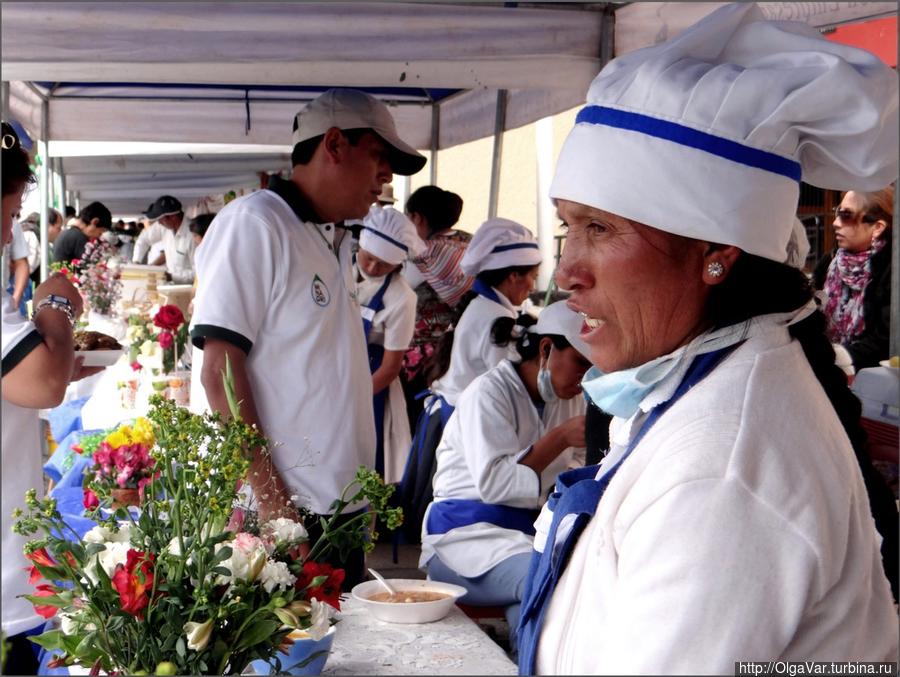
[
  {"xmin": 355, "ymin": 206, "xmax": 425, "ymax": 484},
  {"xmin": 517, "ymin": 4, "xmax": 899, "ymax": 674},
  {"xmin": 396, "ymin": 218, "xmax": 542, "ymax": 541},
  {"xmin": 420, "ymin": 301, "xmax": 592, "ymax": 655}
]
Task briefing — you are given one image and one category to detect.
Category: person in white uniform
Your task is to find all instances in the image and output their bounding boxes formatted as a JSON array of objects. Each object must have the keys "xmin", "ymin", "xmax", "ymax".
[
  {"xmin": 1, "ymin": 121, "xmax": 99, "ymax": 675},
  {"xmin": 190, "ymin": 89, "xmax": 426, "ymax": 588},
  {"xmin": 354, "ymin": 205, "xmax": 425, "ymax": 484},
  {"xmin": 420, "ymin": 301, "xmax": 591, "ymax": 652},
  {"xmin": 517, "ymin": 4, "xmax": 900, "ymax": 673},
  {"xmin": 132, "ymin": 195, "xmax": 196, "ymax": 284},
  {"xmin": 397, "ymin": 218, "xmax": 542, "ymax": 543}
]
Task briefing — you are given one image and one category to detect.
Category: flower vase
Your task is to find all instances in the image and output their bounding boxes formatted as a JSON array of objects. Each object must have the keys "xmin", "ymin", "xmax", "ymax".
[
  {"xmin": 250, "ymin": 627, "xmax": 336, "ymax": 676},
  {"xmin": 110, "ymin": 488, "xmax": 141, "ymax": 509}
]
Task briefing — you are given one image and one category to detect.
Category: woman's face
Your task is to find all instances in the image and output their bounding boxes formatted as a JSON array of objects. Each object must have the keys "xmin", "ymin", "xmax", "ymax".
[
  {"xmin": 2, "ymin": 188, "xmax": 24, "ymax": 245},
  {"xmin": 357, "ymin": 248, "xmax": 398, "ymax": 278},
  {"xmin": 545, "ymin": 341, "xmax": 592, "ymax": 400},
  {"xmin": 833, "ymin": 192, "xmax": 884, "ymax": 254},
  {"xmin": 505, "ymin": 266, "xmax": 539, "ymax": 306},
  {"xmin": 555, "ymin": 199, "xmax": 711, "ymax": 373}
]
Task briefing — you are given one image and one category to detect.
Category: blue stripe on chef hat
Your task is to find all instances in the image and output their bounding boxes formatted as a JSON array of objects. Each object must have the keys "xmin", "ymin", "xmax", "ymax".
[{"xmin": 461, "ymin": 218, "xmax": 542, "ymax": 276}]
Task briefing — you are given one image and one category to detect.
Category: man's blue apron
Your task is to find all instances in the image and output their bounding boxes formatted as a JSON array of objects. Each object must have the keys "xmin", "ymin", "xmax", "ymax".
[
  {"xmin": 361, "ymin": 271, "xmax": 394, "ymax": 477},
  {"xmin": 517, "ymin": 344, "xmax": 738, "ymax": 674}
]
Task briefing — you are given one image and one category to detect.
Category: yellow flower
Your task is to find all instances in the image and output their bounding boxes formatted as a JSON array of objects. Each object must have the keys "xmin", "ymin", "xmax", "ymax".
[{"xmin": 105, "ymin": 430, "xmax": 128, "ymax": 449}]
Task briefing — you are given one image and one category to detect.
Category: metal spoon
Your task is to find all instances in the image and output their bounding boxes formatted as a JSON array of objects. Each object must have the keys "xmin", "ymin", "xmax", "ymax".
[{"xmin": 368, "ymin": 567, "xmax": 398, "ymax": 597}]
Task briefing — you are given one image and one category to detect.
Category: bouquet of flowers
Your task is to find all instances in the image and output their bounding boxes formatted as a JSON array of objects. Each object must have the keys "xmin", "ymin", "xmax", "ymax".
[
  {"xmin": 81, "ymin": 418, "xmax": 158, "ymax": 510},
  {"xmin": 14, "ymin": 360, "xmax": 402, "ymax": 675},
  {"xmin": 126, "ymin": 304, "xmax": 189, "ymax": 374},
  {"xmin": 52, "ymin": 239, "xmax": 122, "ymax": 315}
]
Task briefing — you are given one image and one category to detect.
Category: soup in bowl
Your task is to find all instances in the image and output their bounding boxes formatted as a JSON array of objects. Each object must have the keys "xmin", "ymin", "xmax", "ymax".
[{"xmin": 351, "ymin": 578, "xmax": 467, "ymax": 624}]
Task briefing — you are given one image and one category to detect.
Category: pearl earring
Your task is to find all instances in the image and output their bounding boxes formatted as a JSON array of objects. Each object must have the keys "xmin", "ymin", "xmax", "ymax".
[{"xmin": 707, "ymin": 261, "xmax": 725, "ymax": 278}]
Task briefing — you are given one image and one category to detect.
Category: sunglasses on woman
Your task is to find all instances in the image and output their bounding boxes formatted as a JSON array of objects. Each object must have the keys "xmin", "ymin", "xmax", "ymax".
[{"xmin": 833, "ymin": 206, "xmax": 876, "ymax": 225}]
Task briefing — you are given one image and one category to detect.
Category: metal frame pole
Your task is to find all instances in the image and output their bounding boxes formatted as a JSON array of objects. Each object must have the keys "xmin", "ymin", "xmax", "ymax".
[
  {"xmin": 1, "ymin": 81, "xmax": 9, "ymax": 119},
  {"xmin": 487, "ymin": 89, "xmax": 508, "ymax": 220},
  {"xmin": 429, "ymin": 103, "xmax": 440, "ymax": 186},
  {"xmin": 39, "ymin": 99, "xmax": 50, "ymax": 282}
]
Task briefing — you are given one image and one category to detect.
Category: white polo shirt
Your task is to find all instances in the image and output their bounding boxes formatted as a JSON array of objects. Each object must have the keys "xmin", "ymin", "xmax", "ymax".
[
  {"xmin": 133, "ymin": 220, "xmax": 196, "ymax": 283},
  {"xmin": 1, "ymin": 288, "xmax": 45, "ymax": 636},
  {"xmin": 190, "ymin": 178, "xmax": 375, "ymax": 515}
]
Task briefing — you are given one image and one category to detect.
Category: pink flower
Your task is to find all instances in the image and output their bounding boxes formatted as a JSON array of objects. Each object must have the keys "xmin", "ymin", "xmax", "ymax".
[
  {"xmin": 83, "ymin": 489, "xmax": 99, "ymax": 510},
  {"xmin": 157, "ymin": 331, "xmax": 174, "ymax": 350},
  {"xmin": 233, "ymin": 532, "xmax": 265, "ymax": 554},
  {"xmin": 131, "ymin": 361, "xmax": 143, "ymax": 372}
]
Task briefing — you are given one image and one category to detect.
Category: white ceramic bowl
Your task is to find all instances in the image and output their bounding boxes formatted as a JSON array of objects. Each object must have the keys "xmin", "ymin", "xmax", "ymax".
[
  {"xmin": 351, "ymin": 578, "xmax": 467, "ymax": 624},
  {"xmin": 76, "ymin": 349, "xmax": 124, "ymax": 367}
]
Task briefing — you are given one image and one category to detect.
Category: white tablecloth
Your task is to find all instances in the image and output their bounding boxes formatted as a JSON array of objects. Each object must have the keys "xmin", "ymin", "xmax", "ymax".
[{"xmin": 322, "ymin": 597, "xmax": 517, "ymax": 675}]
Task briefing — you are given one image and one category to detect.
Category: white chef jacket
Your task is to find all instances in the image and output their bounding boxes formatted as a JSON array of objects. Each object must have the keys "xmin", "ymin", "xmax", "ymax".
[
  {"xmin": 133, "ymin": 220, "xmax": 196, "ymax": 284},
  {"xmin": 430, "ymin": 290, "xmax": 520, "ymax": 407},
  {"xmin": 535, "ymin": 324, "xmax": 899, "ymax": 673},
  {"xmin": 421, "ymin": 359, "xmax": 586, "ymax": 578},
  {"xmin": 1, "ymin": 288, "xmax": 45, "ymax": 635},
  {"xmin": 355, "ymin": 264, "xmax": 417, "ymax": 484}
]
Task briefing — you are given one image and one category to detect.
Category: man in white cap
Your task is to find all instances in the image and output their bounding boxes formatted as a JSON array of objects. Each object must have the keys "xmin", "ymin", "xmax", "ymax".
[
  {"xmin": 354, "ymin": 206, "xmax": 425, "ymax": 485},
  {"xmin": 190, "ymin": 88, "xmax": 426, "ymax": 587},
  {"xmin": 132, "ymin": 195, "xmax": 196, "ymax": 284}
]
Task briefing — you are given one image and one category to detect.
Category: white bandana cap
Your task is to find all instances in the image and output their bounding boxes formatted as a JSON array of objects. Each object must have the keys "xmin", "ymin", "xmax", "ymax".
[
  {"xmin": 550, "ymin": 2, "xmax": 898, "ymax": 262},
  {"xmin": 460, "ymin": 218, "xmax": 542, "ymax": 276},
  {"xmin": 535, "ymin": 301, "xmax": 591, "ymax": 360},
  {"xmin": 360, "ymin": 206, "xmax": 425, "ymax": 265}
]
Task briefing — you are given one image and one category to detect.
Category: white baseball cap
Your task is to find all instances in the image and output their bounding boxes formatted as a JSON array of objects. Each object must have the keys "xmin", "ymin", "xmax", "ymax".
[
  {"xmin": 550, "ymin": 3, "xmax": 898, "ymax": 262},
  {"xmin": 360, "ymin": 206, "xmax": 425, "ymax": 265},
  {"xmin": 292, "ymin": 89, "xmax": 426, "ymax": 176}
]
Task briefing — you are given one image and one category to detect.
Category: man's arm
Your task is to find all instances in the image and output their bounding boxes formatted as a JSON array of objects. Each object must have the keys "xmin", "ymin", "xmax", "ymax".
[
  {"xmin": 200, "ymin": 337, "xmax": 298, "ymax": 521},
  {"xmin": 132, "ymin": 224, "xmax": 162, "ymax": 264}
]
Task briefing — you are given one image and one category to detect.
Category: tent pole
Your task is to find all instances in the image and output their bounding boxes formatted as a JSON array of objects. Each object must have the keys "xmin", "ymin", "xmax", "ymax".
[
  {"xmin": 57, "ymin": 158, "xmax": 67, "ymax": 213},
  {"xmin": 535, "ymin": 116, "xmax": 556, "ymax": 295},
  {"xmin": 1, "ymin": 81, "xmax": 9, "ymax": 119},
  {"xmin": 487, "ymin": 89, "xmax": 508, "ymax": 220},
  {"xmin": 430, "ymin": 103, "xmax": 439, "ymax": 185},
  {"xmin": 39, "ymin": 98, "xmax": 50, "ymax": 283}
]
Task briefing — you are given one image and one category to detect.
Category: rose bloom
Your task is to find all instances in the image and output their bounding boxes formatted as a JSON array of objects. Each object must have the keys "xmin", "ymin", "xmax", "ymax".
[
  {"xmin": 157, "ymin": 331, "xmax": 174, "ymax": 350},
  {"xmin": 153, "ymin": 304, "xmax": 185, "ymax": 331}
]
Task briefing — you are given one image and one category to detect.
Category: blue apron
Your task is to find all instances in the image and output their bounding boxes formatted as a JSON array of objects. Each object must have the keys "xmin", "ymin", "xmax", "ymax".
[
  {"xmin": 517, "ymin": 345, "xmax": 738, "ymax": 674},
  {"xmin": 362, "ymin": 271, "xmax": 394, "ymax": 477},
  {"xmin": 426, "ymin": 499, "xmax": 539, "ymax": 537}
]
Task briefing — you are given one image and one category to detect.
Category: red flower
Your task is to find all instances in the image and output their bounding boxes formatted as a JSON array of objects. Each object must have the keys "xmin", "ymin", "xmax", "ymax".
[
  {"xmin": 153, "ymin": 305, "xmax": 184, "ymax": 331},
  {"xmin": 157, "ymin": 331, "xmax": 174, "ymax": 350},
  {"xmin": 31, "ymin": 584, "xmax": 60, "ymax": 619},
  {"xmin": 295, "ymin": 561, "xmax": 344, "ymax": 610},
  {"xmin": 25, "ymin": 548, "xmax": 58, "ymax": 584},
  {"xmin": 83, "ymin": 488, "xmax": 99, "ymax": 510},
  {"xmin": 130, "ymin": 361, "xmax": 143, "ymax": 372},
  {"xmin": 112, "ymin": 549, "xmax": 155, "ymax": 619}
]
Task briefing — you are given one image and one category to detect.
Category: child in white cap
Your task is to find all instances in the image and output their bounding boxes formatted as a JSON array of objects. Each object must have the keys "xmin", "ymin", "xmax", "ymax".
[
  {"xmin": 355, "ymin": 206, "xmax": 425, "ymax": 484},
  {"xmin": 395, "ymin": 217, "xmax": 542, "ymax": 543},
  {"xmin": 420, "ymin": 301, "xmax": 592, "ymax": 658},
  {"xmin": 518, "ymin": 4, "xmax": 898, "ymax": 673}
]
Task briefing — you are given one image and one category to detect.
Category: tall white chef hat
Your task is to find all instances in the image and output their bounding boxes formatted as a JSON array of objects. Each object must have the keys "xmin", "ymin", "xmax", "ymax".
[
  {"xmin": 535, "ymin": 301, "xmax": 591, "ymax": 360},
  {"xmin": 460, "ymin": 218, "xmax": 542, "ymax": 276},
  {"xmin": 360, "ymin": 206, "xmax": 425, "ymax": 265},
  {"xmin": 550, "ymin": 2, "xmax": 898, "ymax": 262}
]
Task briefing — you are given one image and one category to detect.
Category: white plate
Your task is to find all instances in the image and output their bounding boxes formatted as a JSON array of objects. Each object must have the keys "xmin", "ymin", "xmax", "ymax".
[
  {"xmin": 879, "ymin": 360, "xmax": 898, "ymax": 369},
  {"xmin": 76, "ymin": 349, "xmax": 124, "ymax": 367}
]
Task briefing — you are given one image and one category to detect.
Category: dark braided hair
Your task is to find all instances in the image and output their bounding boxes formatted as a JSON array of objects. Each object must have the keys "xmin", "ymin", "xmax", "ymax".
[{"xmin": 709, "ymin": 253, "xmax": 898, "ymax": 600}]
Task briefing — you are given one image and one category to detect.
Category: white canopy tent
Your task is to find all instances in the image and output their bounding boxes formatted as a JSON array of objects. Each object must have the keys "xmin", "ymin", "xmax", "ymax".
[{"xmin": 2, "ymin": 1, "xmax": 896, "ymax": 354}]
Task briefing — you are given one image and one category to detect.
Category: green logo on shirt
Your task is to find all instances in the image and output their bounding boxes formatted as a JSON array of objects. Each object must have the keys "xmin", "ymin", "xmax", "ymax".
[{"xmin": 311, "ymin": 274, "xmax": 330, "ymax": 307}]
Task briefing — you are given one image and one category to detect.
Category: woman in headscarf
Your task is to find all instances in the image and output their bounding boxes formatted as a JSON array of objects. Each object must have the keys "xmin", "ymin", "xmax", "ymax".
[{"xmin": 516, "ymin": 5, "xmax": 899, "ymax": 673}]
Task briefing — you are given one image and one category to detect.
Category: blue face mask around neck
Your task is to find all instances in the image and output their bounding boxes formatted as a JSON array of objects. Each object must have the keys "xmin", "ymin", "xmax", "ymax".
[
  {"xmin": 581, "ymin": 354, "xmax": 677, "ymax": 419},
  {"xmin": 537, "ymin": 360, "xmax": 558, "ymax": 403}
]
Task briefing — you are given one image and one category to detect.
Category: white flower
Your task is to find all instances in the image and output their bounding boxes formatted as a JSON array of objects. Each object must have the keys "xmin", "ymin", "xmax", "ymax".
[
  {"xmin": 259, "ymin": 560, "xmax": 296, "ymax": 594},
  {"xmin": 59, "ymin": 610, "xmax": 96, "ymax": 635},
  {"xmin": 83, "ymin": 522, "xmax": 131, "ymax": 544},
  {"xmin": 84, "ymin": 540, "xmax": 131, "ymax": 584},
  {"xmin": 165, "ymin": 536, "xmax": 182, "ymax": 557},
  {"xmin": 183, "ymin": 618, "xmax": 214, "ymax": 652},
  {"xmin": 215, "ymin": 535, "xmax": 267, "ymax": 585},
  {"xmin": 306, "ymin": 599, "xmax": 335, "ymax": 641},
  {"xmin": 263, "ymin": 517, "xmax": 308, "ymax": 546}
]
